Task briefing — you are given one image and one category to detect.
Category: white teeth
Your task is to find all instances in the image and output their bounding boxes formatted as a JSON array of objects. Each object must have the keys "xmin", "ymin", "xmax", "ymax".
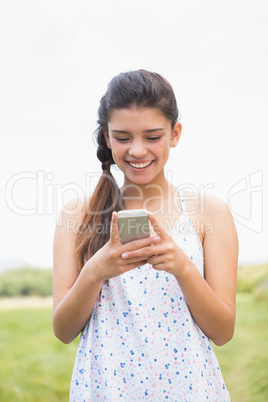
[{"xmin": 128, "ymin": 161, "xmax": 152, "ymax": 168}]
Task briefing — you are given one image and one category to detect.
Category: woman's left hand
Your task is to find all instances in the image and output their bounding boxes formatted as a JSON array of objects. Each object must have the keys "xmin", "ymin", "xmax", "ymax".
[{"xmin": 121, "ymin": 212, "xmax": 188, "ymax": 277}]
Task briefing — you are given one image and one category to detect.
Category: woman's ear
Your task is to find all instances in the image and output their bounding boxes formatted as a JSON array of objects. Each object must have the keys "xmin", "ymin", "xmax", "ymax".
[
  {"xmin": 171, "ymin": 122, "xmax": 182, "ymax": 147},
  {"xmin": 104, "ymin": 132, "xmax": 111, "ymax": 149}
]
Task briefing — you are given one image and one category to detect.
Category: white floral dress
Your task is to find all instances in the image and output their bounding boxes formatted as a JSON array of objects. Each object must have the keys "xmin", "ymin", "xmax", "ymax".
[{"xmin": 70, "ymin": 195, "xmax": 230, "ymax": 401}]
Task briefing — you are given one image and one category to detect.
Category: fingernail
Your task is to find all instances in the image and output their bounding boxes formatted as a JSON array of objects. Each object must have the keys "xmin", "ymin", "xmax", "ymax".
[{"xmin": 121, "ymin": 253, "xmax": 128, "ymax": 259}]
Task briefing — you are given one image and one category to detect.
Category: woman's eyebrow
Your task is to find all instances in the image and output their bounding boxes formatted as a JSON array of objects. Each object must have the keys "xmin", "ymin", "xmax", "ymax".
[
  {"xmin": 143, "ymin": 128, "xmax": 165, "ymax": 133},
  {"xmin": 111, "ymin": 130, "xmax": 131, "ymax": 134},
  {"xmin": 111, "ymin": 128, "xmax": 165, "ymax": 134}
]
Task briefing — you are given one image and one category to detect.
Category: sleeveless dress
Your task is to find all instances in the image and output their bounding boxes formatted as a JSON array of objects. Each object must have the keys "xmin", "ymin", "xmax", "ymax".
[{"xmin": 70, "ymin": 195, "xmax": 230, "ymax": 401}]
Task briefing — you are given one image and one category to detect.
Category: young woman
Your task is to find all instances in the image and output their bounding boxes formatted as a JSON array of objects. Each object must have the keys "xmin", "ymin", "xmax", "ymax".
[{"xmin": 53, "ymin": 70, "xmax": 238, "ymax": 401}]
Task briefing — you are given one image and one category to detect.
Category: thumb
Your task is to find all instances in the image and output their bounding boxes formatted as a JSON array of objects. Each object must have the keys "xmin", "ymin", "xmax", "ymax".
[
  {"xmin": 148, "ymin": 212, "xmax": 166, "ymax": 238},
  {"xmin": 109, "ymin": 211, "xmax": 121, "ymax": 244}
]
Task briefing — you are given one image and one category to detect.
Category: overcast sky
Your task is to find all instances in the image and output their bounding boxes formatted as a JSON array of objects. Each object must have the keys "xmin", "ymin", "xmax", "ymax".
[{"xmin": 0, "ymin": 0, "xmax": 267, "ymax": 267}]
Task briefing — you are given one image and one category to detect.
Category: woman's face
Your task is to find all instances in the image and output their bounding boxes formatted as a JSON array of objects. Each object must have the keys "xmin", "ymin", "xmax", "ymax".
[{"xmin": 106, "ymin": 107, "xmax": 181, "ymax": 186}]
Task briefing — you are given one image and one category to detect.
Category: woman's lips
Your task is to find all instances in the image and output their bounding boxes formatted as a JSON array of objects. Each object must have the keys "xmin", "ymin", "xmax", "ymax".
[{"xmin": 127, "ymin": 160, "xmax": 154, "ymax": 169}]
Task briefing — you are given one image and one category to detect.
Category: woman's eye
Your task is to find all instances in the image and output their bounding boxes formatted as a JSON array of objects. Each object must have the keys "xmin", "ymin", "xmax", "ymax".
[
  {"xmin": 148, "ymin": 136, "xmax": 161, "ymax": 141},
  {"xmin": 115, "ymin": 137, "xmax": 129, "ymax": 142}
]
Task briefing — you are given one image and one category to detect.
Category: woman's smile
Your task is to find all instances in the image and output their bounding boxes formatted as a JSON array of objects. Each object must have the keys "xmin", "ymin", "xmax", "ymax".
[{"xmin": 126, "ymin": 160, "xmax": 154, "ymax": 169}]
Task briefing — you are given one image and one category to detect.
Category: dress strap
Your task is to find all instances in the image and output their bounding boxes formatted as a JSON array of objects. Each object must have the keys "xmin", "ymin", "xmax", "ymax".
[{"xmin": 179, "ymin": 190, "xmax": 187, "ymax": 214}]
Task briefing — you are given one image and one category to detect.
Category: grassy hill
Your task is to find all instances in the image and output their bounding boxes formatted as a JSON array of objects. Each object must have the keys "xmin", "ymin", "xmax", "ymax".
[{"xmin": 0, "ymin": 263, "xmax": 267, "ymax": 401}]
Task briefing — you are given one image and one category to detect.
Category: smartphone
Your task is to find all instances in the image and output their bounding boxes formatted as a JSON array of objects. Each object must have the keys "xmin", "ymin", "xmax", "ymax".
[{"xmin": 117, "ymin": 209, "xmax": 150, "ymax": 244}]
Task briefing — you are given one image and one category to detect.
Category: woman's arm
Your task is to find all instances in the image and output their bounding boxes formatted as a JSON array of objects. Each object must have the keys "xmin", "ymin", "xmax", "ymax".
[
  {"xmin": 52, "ymin": 198, "xmax": 103, "ymax": 344},
  {"xmin": 121, "ymin": 196, "xmax": 238, "ymax": 346},
  {"xmin": 53, "ymin": 206, "xmax": 160, "ymax": 344},
  {"xmin": 176, "ymin": 195, "xmax": 238, "ymax": 346}
]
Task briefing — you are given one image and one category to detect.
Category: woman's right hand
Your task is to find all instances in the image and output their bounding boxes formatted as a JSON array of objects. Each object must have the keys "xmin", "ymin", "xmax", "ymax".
[
  {"xmin": 86, "ymin": 211, "xmax": 161, "ymax": 281},
  {"xmin": 53, "ymin": 207, "xmax": 159, "ymax": 344}
]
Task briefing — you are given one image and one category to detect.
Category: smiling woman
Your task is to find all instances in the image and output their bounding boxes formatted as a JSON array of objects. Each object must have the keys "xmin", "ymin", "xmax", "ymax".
[
  {"xmin": 73, "ymin": 70, "xmax": 182, "ymax": 263},
  {"xmin": 105, "ymin": 107, "xmax": 181, "ymax": 186},
  {"xmin": 52, "ymin": 69, "xmax": 238, "ymax": 401}
]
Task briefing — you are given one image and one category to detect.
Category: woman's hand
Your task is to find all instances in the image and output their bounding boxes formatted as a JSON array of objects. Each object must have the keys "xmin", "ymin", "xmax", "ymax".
[
  {"xmin": 87, "ymin": 211, "xmax": 161, "ymax": 282},
  {"xmin": 121, "ymin": 212, "xmax": 188, "ymax": 277}
]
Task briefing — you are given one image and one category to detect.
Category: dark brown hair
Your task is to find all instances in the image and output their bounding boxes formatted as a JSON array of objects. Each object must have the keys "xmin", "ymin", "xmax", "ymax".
[{"xmin": 74, "ymin": 69, "xmax": 179, "ymax": 270}]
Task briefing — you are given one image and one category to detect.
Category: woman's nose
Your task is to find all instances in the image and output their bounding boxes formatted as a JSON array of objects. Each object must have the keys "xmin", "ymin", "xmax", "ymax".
[{"xmin": 128, "ymin": 141, "xmax": 147, "ymax": 158}]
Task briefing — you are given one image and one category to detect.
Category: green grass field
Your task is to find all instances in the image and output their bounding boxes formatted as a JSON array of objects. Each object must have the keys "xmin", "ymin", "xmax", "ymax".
[
  {"xmin": 214, "ymin": 293, "xmax": 268, "ymax": 401},
  {"xmin": 0, "ymin": 265, "xmax": 267, "ymax": 401},
  {"xmin": 0, "ymin": 306, "xmax": 79, "ymax": 401}
]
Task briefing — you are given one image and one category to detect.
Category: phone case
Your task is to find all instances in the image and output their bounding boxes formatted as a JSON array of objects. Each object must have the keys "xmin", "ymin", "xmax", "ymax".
[{"xmin": 117, "ymin": 209, "xmax": 150, "ymax": 244}]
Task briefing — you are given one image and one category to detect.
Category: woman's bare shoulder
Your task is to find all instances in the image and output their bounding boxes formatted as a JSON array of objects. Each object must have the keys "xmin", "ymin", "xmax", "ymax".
[
  {"xmin": 202, "ymin": 194, "xmax": 232, "ymax": 223},
  {"xmin": 55, "ymin": 197, "xmax": 91, "ymax": 235},
  {"xmin": 182, "ymin": 190, "xmax": 234, "ymax": 241},
  {"xmin": 196, "ymin": 194, "xmax": 237, "ymax": 246}
]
